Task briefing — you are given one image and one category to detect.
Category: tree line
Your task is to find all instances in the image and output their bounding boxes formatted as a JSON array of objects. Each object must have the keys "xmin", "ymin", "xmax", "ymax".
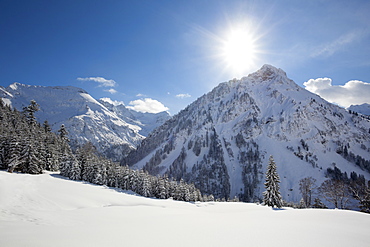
[{"xmin": 59, "ymin": 142, "xmax": 209, "ymax": 202}]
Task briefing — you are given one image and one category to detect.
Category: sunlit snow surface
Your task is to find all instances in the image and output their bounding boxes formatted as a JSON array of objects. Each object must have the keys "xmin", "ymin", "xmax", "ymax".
[{"xmin": 0, "ymin": 171, "xmax": 369, "ymax": 247}]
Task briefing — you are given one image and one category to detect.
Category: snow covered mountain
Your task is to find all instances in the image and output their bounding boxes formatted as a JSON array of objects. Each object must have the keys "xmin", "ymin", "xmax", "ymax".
[
  {"xmin": 99, "ymin": 97, "xmax": 170, "ymax": 137},
  {"xmin": 123, "ymin": 64, "xmax": 370, "ymax": 202},
  {"xmin": 348, "ymin": 103, "xmax": 370, "ymax": 116},
  {"xmin": 0, "ymin": 83, "xmax": 168, "ymax": 161}
]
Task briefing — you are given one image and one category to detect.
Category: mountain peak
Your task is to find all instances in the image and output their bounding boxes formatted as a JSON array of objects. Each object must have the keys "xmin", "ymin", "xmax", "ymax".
[
  {"xmin": 240, "ymin": 64, "xmax": 298, "ymax": 90},
  {"xmin": 100, "ymin": 97, "xmax": 125, "ymax": 106},
  {"xmin": 9, "ymin": 82, "xmax": 25, "ymax": 90},
  {"xmin": 251, "ymin": 64, "xmax": 287, "ymax": 80},
  {"xmin": 260, "ymin": 64, "xmax": 280, "ymax": 72}
]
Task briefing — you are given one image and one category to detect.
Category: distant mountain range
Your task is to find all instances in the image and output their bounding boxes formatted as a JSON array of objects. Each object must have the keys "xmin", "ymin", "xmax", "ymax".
[
  {"xmin": 122, "ymin": 64, "xmax": 370, "ymax": 202},
  {"xmin": 0, "ymin": 83, "xmax": 170, "ymax": 161}
]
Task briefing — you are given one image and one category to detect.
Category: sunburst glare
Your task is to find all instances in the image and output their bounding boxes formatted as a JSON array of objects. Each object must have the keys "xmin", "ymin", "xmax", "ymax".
[
  {"xmin": 187, "ymin": 17, "xmax": 266, "ymax": 82},
  {"xmin": 221, "ymin": 27, "xmax": 258, "ymax": 76},
  {"xmin": 222, "ymin": 28, "xmax": 257, "ymax": 76}
]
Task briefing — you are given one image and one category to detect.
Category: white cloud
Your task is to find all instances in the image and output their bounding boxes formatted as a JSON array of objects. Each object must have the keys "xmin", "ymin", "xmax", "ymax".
[
  {"xmin": 77, "ymin": 77, "xmax": 117, "ymax": 87},
  {"xmin": 176, "ymin": 93, "xmax": 191, "ymax": 99},
  {"xmin": 100, "ymin": 97, "xmax": 125, "ymax": 106},
  {"xmin": 303, "ymin": 78, "xmax": 370, "ymax": 107},
  {"xmin": 127, "ymin": 98, "xmax": 169, "ymax": 114},
  {"xmin": 311, "ymin": 30, "xmax": 363, "ymax": 58},
  {"xmin": 104, "ymin": 88, "xmax": 117, "ymax": 94},
  {"xmin": 136, "ymin": 93, "xmax": 147, "ymax": 97}
]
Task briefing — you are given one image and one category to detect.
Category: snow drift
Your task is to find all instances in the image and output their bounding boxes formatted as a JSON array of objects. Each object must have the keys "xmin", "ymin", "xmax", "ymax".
[{"xmin": 1, "ymin": 171, "xmax": 369, "ymax": 247}]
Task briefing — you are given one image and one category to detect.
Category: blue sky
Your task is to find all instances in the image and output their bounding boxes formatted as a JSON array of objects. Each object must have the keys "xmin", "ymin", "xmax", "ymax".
[{"xmin": 1, "ymin": 0, "xmax": 370, "ymax": 114}]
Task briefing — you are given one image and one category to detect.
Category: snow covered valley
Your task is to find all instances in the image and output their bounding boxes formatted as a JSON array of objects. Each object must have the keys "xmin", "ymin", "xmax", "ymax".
[{"xmin": 1, "ymin": 171, "xmax": 369, "ymax": 247}]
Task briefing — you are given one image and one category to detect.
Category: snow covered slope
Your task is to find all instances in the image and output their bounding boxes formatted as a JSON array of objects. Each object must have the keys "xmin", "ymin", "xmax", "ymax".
[
  {"xmin": 99, "ymin": 97, "xmax": 170, "ymax": 137},
  {"xmin": 0, "ymin": 83, "xmax": 146, "ymax": 161},
  {"xmin": 123, "ymin": 65, "xmax": 370, "ymax": 202},
  {"xmin": 1, "ymin": 171, "xmax": 369, "ymax": 247},
  {"xmin": 348, "ymin": 103, "xmax": 370, "ymax": 116}
]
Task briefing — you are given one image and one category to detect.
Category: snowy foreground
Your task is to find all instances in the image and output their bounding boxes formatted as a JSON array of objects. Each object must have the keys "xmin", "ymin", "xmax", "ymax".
[{"xmin": 1, "ymin": 171, "xmax": 369, "ymax": 247}]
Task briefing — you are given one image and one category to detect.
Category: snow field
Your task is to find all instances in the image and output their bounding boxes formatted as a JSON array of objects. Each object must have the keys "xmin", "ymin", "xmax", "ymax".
[{"xmin": 1, "ymin": 171, "xmax": 369, "ymax": 247}]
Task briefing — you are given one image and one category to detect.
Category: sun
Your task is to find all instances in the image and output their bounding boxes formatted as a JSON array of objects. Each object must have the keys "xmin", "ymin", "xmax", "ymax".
[{"xmin": 221, "ymin": 28, "xmax": 257, "ymax": 76}]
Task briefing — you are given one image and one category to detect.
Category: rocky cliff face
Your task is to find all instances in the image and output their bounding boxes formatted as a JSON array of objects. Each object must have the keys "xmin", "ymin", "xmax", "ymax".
[{"xmin": 123, "ymin": 65, "xmax": 370, "ymax": 202}]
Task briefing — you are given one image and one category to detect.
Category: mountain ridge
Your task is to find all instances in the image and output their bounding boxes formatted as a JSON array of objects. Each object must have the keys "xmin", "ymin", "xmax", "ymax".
[
  {"xmin": 348, "ymin": 103, "xmax": 370, "ymax": 116},
  {"xmin": 99, "ymin": 98, "xmax": 170, "ymax": 137}
]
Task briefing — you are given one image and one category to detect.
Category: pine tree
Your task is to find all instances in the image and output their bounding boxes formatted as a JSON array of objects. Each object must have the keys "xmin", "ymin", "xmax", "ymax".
[
  {"xmin": 174, "ymin": 180, "xmax": 183, "ymax": 201},
  {"xmin": 23, "ymin": 100, "xmax": 39, "ymax": 126},
  {"xmin": 263, "ymin": 155, "xmax": 283, "ymax": 208},
  {"xmin": 43, "ymin": 120, "xmax": 51, "ymax": 133},
  {"xmin": 129, "ymin": 169, "xmax": 138, "ymax": 192},
  {"xmin": 139, "ymin": 170, "xmax": 152, "ymax": 197},
  {"xmin": 58, "ymin": 124, "xmax": 70, "ymax": 143},
  {"xmin": 7, "ymin": 137, "xmax": 22, "ymax": 173},
  {"xmin": 106, "ymin": 161, "xmax": 119, "ymax": 188},
  {"xmin": 120, "ymin": 165, "xmax": 130, "ymax": 190},
  {"xmin": 92, "ymin": 159, "xmax": 107, "ymax": 185},
  {"xmin": 44, "ymin": 140, "xmax": 59, "ymax": 171},
  {"xmin": 69, "ymin": 157, "xmax": 82, "ymax": 180},
  {"xmin": 20, "ymin": 144, "xmax": 42, "ymax": 174},
  {"xmin": 157, "ymin": 176, "xmax": 169, "ymax": 199}
]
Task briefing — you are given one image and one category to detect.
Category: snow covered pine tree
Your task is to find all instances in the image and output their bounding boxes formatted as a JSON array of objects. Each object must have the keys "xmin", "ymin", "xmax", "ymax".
[{"xmin": 263, "ymin": 155, "xmax": 283, "ymax": 208}]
